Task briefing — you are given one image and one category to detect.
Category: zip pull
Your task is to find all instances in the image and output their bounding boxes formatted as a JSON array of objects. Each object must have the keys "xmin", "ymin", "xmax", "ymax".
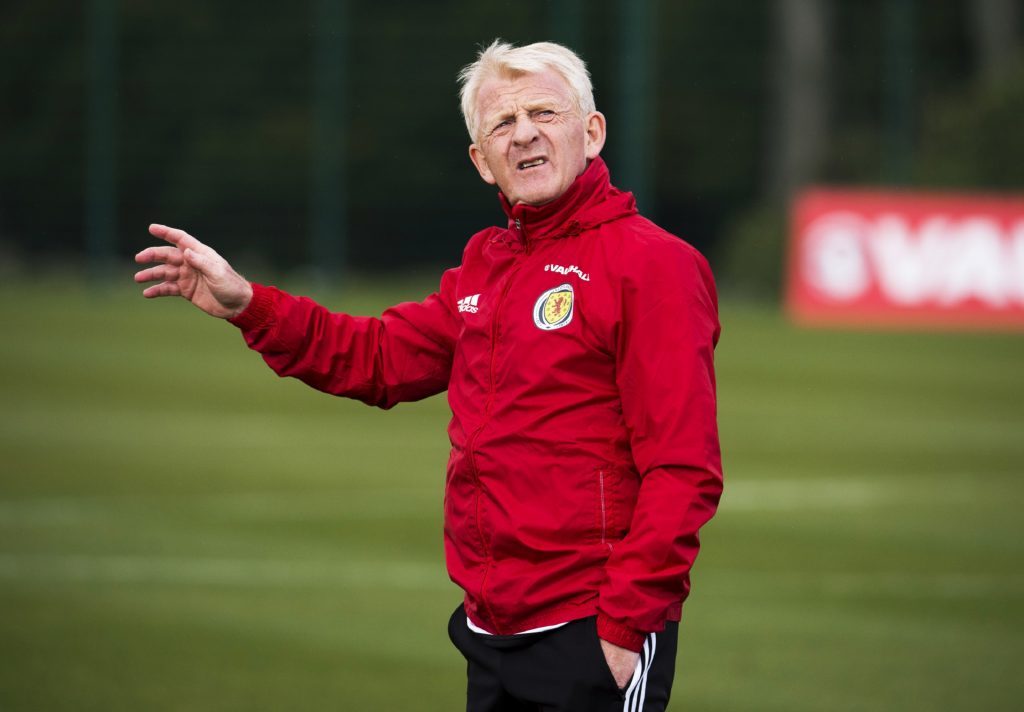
[{"xmin": 513, "ymin": 217, "xmax": 530, "ymax": 253}]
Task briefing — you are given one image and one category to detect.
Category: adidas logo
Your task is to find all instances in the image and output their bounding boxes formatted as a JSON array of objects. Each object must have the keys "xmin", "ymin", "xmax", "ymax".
[{"xmin": 458, "ymin": 294, "xmax": 481, "ymax": 314}]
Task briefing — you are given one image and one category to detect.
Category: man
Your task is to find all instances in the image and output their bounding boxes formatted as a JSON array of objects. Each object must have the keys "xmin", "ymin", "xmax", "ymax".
[{"xmin": 135, "ymin": 40, "xmax": 722, "ymax": 712}]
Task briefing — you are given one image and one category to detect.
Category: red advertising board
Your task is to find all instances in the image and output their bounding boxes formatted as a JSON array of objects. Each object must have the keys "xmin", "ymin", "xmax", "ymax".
[{"xmin": 786, "ymin": 189, "xmax": 1024, "ymax": 329}]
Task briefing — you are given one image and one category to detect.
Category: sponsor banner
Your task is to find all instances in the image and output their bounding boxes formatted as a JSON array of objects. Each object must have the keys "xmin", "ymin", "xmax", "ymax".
[{"xmin": 786, "ymin": 188, "xmax": 1024, "ymax": 329}]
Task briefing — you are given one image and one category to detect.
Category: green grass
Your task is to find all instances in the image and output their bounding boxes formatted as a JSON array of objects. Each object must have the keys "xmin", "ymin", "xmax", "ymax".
[{"xmin": 1, "ymin": 276, "xmax": 1022, "ymax": 710}]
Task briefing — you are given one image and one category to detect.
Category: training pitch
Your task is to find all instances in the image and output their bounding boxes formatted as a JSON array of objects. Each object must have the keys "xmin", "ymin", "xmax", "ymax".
[{"xmin": 1, "ymin": 276, "xmax": 1022, "ymax": 710}]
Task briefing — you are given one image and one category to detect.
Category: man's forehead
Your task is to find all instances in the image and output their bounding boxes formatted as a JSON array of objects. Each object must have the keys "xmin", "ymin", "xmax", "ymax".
[{"xmin": 476, "ymin": 70, "xmax": 574, "ymax": 114}]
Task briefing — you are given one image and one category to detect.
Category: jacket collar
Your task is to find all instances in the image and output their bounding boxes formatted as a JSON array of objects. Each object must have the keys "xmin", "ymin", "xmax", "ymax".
[{"xmin": 498, "ymin": 156, "xmax": 637, "ymax": 243}]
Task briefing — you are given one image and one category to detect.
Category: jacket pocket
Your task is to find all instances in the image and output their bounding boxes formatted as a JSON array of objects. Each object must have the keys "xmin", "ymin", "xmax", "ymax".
[
  {"xmin": 595, "ymin": 465, "xmax": 638, "ymax": 547},
  {"xmin": 596, "ymin": 468, "xmax": 611, "ymax": 546},
  {"xmin": 595, "ymin": 467, "xmax": 625, "ymax": 549}
]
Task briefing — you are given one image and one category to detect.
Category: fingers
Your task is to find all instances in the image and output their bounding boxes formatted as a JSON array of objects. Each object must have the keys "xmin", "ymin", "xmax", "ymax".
[
  {"xmin": 135, "ymin": 245, "xmax": 184, "ymax": 265},
  {"xmin": 134, "ymin": 264, "xmax": 181, "ymax": 284},
  {"xmin": 149, "ymin": 223, "xmax": 205, "ymax": 253},
  {"xmin": 135, "ymin": 246, "xmax": 218, "ymax": 285},
  {"xmin": 134, "ymin": 244, "xmax": 186, "ymax": 284},
  {"xmin": 141, "ymin": 281, "xmax": 182, "ymax": 299}
]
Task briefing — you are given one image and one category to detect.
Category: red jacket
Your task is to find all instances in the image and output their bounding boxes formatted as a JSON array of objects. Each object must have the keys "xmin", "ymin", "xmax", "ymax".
[{"xmin": 229, "ymin": 157, "xmax": 722, "ymax": 652}]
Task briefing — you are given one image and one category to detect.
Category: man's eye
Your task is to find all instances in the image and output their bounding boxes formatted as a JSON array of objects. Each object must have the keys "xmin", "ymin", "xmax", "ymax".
[
  {"xmin": 534, "ymin": 110, "xmax": 556, "ymax": 121},
  {"xmin": 492, "ymin": 119, "xmax": 514, "ymax": 133}
]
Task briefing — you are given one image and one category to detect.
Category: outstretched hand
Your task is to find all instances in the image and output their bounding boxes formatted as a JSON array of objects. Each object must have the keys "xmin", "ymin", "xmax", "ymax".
[{"xmin": 134, "ymin": 224, "xmax": 253, "ymax": 319}]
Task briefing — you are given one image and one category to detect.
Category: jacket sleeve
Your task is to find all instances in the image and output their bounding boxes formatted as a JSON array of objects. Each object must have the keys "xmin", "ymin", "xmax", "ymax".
[
  {"xmin": 227, "ymin": 267, "xmax": 461, "ymax": 408},
  {"xmin": 596, "ymin": 243, "xmax": 723, "ymax": 652}
]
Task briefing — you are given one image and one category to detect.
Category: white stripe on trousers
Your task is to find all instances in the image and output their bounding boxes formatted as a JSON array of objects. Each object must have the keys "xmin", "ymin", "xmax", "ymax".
[{"xmin": 621, "ymin": 632, "xmax": 657, "ymax": 711}]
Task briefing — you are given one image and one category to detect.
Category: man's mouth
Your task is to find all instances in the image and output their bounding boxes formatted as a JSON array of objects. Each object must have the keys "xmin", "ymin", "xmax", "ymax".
[{"xmin": 517, "ymin": 157, "xmax": 547, "ymax": 170}]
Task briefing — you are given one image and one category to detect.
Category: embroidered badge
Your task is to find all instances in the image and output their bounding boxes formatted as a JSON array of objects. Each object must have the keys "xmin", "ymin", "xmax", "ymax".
[{"xmin": 533, "ymin": 283, "xmax": 574, "ymax": 331}]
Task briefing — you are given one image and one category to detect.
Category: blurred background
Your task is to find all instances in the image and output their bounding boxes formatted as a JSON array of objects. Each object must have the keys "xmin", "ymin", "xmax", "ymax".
[
  {"xmin": 4, "ymin": 0, "xmax": 1023, "ymax": 287},
  {"xmin": 2, "ymin": 0, "xmax": 1023, "ymax": 710}
]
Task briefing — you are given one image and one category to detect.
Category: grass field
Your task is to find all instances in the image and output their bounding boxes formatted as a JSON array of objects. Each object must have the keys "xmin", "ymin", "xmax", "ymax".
[{"xmin": 1, "ymin": 275, "xmax": 1022, "ymax": 711}]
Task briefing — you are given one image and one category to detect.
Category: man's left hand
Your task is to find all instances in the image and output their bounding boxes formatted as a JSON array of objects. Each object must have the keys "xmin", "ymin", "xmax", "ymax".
[{"xmin": 600, "ymin": 638, "xmax": 640, "ymax": 690}]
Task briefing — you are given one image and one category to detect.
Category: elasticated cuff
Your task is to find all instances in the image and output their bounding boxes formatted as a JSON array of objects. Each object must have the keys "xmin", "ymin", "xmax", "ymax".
[
  {"xmin": 596, "ymin": 611, "xmax": 646, "ymax": 653},
  {"xmin": 227, "ymin": 283, "xmax": 273, "ymax": 330}
]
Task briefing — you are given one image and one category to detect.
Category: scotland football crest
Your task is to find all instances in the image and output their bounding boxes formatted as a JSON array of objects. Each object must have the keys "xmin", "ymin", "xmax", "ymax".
[{"xmin": 533, "ymin": 283, "xmax": 574, "ymax": 331}]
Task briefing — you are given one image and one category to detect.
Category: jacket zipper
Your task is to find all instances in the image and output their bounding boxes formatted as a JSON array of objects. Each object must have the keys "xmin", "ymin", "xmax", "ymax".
[{"xmin": 463, "ymin": 218, "xmax": 530, "ymax": 632}]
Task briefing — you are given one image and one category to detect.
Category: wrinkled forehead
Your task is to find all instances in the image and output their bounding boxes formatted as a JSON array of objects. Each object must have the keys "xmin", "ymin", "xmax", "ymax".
[{"xmin": 474, "ymin": 69, "xmax": 577, "ymax": 121}]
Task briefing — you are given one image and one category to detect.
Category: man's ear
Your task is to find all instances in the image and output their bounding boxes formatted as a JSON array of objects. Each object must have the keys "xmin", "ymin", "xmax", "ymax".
[
  {"xmin": 469, "ymin": 144, "xmax": 497, "ymax": 185},
  {"xmin": 584, "ymin": 112, "xmax": 607, "ymax": 160}
]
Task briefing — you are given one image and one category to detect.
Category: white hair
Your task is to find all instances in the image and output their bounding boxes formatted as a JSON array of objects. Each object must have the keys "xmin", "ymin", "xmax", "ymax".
[{"xmin": 457, "ymin": 39, "xmax": 596, "ymax": 141}]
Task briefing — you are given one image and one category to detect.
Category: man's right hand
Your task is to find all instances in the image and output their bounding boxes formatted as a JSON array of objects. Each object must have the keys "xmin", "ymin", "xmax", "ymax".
[{"xmin": 134, "ymin": 224, "xmax": 253, "ymax": 319}]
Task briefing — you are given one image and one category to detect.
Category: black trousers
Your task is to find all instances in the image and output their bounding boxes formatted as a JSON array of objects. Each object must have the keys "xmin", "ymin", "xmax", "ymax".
[{"xmin": 448, "ymin": 605, "xmax": 678, "ymax": 712}]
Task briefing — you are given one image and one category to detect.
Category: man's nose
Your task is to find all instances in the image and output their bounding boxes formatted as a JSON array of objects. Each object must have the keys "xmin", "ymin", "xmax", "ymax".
[{"xmin": 512, "ymin": 113, "xmax": 540, "ymax": 145}]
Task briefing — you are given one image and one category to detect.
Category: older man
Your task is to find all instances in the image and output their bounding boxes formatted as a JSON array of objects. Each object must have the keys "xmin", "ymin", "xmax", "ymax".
[{"xmin": 135, "ymin": 40, "xmax": 722, "ymax": 712}]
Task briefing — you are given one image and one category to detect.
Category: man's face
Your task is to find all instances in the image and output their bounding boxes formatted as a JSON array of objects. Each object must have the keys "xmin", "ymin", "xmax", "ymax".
[{"xmin": 469, "ymin": 69, "xmax": 606, "ymax": 206}]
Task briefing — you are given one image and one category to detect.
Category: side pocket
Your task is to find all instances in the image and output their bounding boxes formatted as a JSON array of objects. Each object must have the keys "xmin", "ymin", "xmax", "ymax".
[
  {"xmin": 597, "ymin": 468, "xmax": 609, "ymax": 547},
  {"xmin": 593, "ymin": 465, "xmax": 637, "ymax": 548},
  {"xmin": 603, "ymin": 465, "xmax": 641, "ymax": 544},
  {"xmin": 596, "ymin": 465, "xmax": 632, "ymax": 547}
]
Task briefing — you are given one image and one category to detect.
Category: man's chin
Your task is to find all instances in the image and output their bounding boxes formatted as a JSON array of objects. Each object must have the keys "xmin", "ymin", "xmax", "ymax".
[
  {"xmin": 510, "ymin": 186, "xmax": 562, "ymax": 207},
  {"xmin": 516, "ymin": 196, "xmax": 558, "ymax": 207},
  {"xmin": 506, "ymin": 170, "xmax": 583, "ymax": 207}
]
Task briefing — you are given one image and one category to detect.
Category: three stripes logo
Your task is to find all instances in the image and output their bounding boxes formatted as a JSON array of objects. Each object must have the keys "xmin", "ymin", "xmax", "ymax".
[
  {"xmin": 458, "ymin": 294, "xmax": 481, "ymax": 314},
  {"xmin": 621, "ymin": 631, "xmax": 658, "ymax": 711}
]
